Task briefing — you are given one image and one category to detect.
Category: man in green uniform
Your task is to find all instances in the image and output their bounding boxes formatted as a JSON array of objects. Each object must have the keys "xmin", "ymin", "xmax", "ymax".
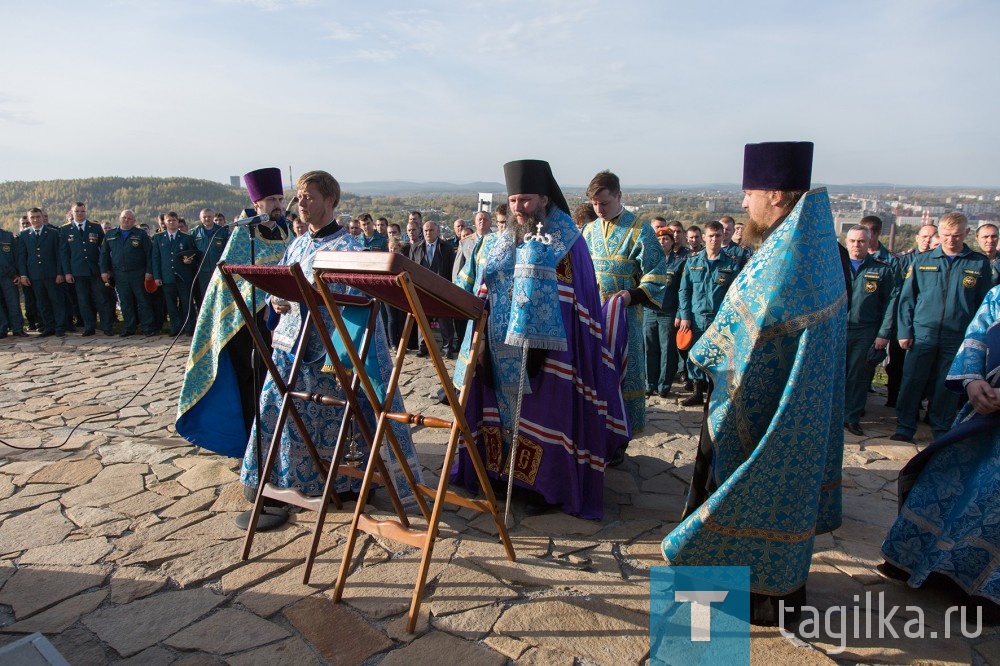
[
  {"xmin": 677, "ymin": 220, "xmax": 739, "ymax": 406},
  {"xmin": 60, "ymin": 202, "xmax": 113, "ymax": 336},
  {"xmin": 643, "ymin": 219, "xmax": 686, "ymax": 398},
  {"xmin": 190, "ymin": 208, "xmax": 230, "ymax": 308},
  {"xmin": 101, "ymin": 209, "xmax": 156, "ymax": 337},
  {"xmin": 843, "ymin": 225, "xmax": 897, "ymax": 436},
  {"xmin": 719, "ymin": 215, "xmax": 751, "ymax": 268},
  {"xmin": 359, "ymin": 212, "xmax": 388, "ymax": 250},
  {"xmin": 892, "ymin": 212, "xmax": 992, "ymax": 441},
  {"xmin": 0, "ymin": 226, "xmax": 25, "ymax": 337},
  {"xmin": 17, "ymin": 207, "xmax": 67, "ymax": 337},
  {"xmin": 975, "ymin": 222, "xmax": 999, "ymax": 285},
  {"xmin": 582, "ymin": 170, "xmax": 666, "ymax": 452},
  {"xmin": 152, "ymin": 211, "xmax": 199, "ymax": 336}
]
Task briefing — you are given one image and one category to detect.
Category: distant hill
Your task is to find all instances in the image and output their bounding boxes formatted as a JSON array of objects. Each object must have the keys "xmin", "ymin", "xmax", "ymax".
[
  {"xmin": 340, "ymin": 181, "xmax": 506, "ymax": 195},
  {"xmin": 0, "ymin": 177, "xmax": 251, "ymax": 231}
]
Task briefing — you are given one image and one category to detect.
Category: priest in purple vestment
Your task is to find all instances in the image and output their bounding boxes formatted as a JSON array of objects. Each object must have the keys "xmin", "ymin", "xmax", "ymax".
[{"xmin": 451, "ymin": 159, "xmax": 629, "ymax": 519}]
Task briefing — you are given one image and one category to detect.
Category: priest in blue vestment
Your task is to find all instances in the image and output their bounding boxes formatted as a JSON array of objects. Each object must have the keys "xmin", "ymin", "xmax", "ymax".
[
  {"xmin": 176, "ymin": 167, "xmax": 290, "ymax": 458},
  {"xmin": 881, "ymin": 285, "xmax": 1000, "ymax": 605},
  {"xmin": 661, "ymin": 142, "xmax": 847, "ymax": 624}
]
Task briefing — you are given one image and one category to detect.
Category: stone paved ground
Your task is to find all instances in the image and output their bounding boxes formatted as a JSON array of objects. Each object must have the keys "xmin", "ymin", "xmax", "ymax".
[{"xmin": 0, "ymin": 334, "xmax": 996, "ymax": 665}]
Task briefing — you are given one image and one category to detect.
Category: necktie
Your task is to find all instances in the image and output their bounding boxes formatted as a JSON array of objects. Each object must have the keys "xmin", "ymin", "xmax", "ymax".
[
  {"xmin": 427, "ymin": 243, "xmax": 434, "ymax": 265},
  {"xmin": 169, "ymin": 234, "xmax": 175, "ymax": 242}
]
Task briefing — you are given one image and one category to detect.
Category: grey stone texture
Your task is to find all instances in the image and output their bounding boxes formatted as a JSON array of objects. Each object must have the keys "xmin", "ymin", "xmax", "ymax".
[{"xmin": 0, "ymin": 334, "xmax": 985, "ymax": 664}]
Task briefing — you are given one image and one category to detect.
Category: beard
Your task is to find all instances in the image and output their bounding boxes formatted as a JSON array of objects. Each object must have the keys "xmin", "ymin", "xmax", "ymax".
[
  {"xmin": 742, "ymin": 216, "xmax": 780, "ymax": 247},
  {"xmin": 509, "ymin": 209, "xmax": 546, "ymax": 245}
]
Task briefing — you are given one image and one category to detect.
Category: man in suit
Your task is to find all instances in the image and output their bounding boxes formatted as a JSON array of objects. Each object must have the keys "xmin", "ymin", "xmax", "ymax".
[
  {"xmin": 60, "ymin": 202, "xmax": 114, "ymax": 336},
  {"xmin": 409, "ymin": 218, "xmax": 456, "ymax": 357},
  {"xmin": 152, "ymin": 211, "xmax": 199, "ymax": 336},
  {"xmin": 17, "ymin": 207, "xmax": 67, "ymax": 337}
]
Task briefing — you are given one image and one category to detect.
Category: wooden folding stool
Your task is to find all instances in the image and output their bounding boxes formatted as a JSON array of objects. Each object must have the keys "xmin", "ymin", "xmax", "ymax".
[
  {"xmin": 311, "ymin": 251, "xmax": 516, "ymax": 633},
  {"xmin": 217, "ymin": 262, "xmax": 418, "ymax": 581}
]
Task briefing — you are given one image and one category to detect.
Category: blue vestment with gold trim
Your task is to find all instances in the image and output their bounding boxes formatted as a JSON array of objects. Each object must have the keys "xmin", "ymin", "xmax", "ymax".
[
  {"xmin": 662, "ymin": 189, "xmax": 846, "ymax": 596},
  {"xmin": 582, "ymin": 210, "xmax": 665, "ymax": 433},
  {"xmin": 882, "ymin": 285, "xmax": 1000, "ymax": 603},
  {"xmin": 176, "ymin": 227, "xmax": 288, "ymax": 457}
]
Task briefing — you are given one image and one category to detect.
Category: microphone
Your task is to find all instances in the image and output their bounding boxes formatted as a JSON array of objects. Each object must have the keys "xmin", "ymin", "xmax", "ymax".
[{"xmin": 232, "ymin": 213, "xmax": 271, "ymax": 227}]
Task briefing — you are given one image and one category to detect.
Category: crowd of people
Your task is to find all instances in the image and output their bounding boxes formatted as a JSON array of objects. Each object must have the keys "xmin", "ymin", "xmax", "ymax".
[{"xmin": 6, "ymin": 151, "xmax": 1000, "ymax": 624}]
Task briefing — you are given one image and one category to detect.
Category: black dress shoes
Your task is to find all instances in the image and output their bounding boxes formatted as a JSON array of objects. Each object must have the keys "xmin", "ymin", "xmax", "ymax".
[{"xmin": 845, "ymin": 422, "xmax": 864, "ymax": 436}]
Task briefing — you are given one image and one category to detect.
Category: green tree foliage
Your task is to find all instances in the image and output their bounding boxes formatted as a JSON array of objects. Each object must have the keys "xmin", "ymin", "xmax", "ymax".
[{"xmin": 0, "ymin": 177, "xmax": 251, "ymax": 231}]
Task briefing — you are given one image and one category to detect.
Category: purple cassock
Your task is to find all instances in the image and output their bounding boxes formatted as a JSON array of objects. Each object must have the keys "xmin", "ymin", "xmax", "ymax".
[{"xmin": 450, "ymin": 205, "xmax": 630, "ymax": 519}]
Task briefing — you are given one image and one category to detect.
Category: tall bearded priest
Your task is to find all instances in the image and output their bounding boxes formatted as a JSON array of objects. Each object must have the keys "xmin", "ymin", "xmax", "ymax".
[
  {"xmin": 451, "ymin": 159, "xmax": 629, "ymax": 520},
  {"xmin": 661, "ymin": 142, "xmax": 847, "ymax": 625}
]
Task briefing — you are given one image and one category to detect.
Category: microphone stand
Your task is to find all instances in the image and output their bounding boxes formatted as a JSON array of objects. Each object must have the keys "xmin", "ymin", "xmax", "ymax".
[{"xmin": 234, "ymin": 217, "xmax": 287, "ymax": 531}]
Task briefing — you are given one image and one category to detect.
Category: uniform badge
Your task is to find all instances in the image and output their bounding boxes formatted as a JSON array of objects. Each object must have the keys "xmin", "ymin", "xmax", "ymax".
[
  {"xmin": 865, "ymin": 281, "xmax": 877, "ymax": 293},
  {"xmin": 904, "ymin": 267, "xmax": 913, "ymax": 279},
  {"xmin": 1, "ymin": 244, "xmax": 10, "ymax": 253},
  {"xmin": 963, "ymin": 275, "xmax": 977, "ymax": 288},
  {"xmin": 215, "ymin": 238, "xmax": 225, "ymax": 247},
  {"xmin": 715, "ymin": 275, "xmax": 728, "ymax": 285},
  {"xmin": 67, "ymin": 235, "xmax": 75, "ymax": 242},
  {"xmin": 131, "ymin": 239, "xmax": 140, "ymax": 248},
  {"xmin": 88, "ymin": 234, "xmax": 98, "ymax": 243}
]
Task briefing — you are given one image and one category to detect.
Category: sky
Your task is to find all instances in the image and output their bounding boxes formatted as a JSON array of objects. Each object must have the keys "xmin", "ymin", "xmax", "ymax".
[{"xmin": 3, "ymin": 0, "xmax": 999, "ymax": 188}]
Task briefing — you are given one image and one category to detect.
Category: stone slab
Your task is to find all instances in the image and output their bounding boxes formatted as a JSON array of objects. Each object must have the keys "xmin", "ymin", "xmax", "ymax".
[
  {"xmin": 64, "ymin": 505, "xmax": 125, "ymax": 528},
  {"xmin": 337, "ymin": 540, "xmax": 457, "ymax": 620},
  {"xmin": 175, "ymin": 461, "xmax": 238, "ymax": 492},
  {"xmin": 160, "ymin": 540, "xmax": 243, "ymax": 587},
  {"xmin": 83, "ymin": 587, "xmax": 225, "ymax": 657},
  {"xmin": 110, "ymin": 565, "xmax": 169, "ymax": 604},
  {"xmin": 226, "ymin": 636, "xmax": 325, "ymax": 666},
  {"xmin": 18, "ymin": 536, "xmax": 113, "ymax": 566},
  {"xmin": 164, "ymin": 607, "xmax": 291, "ymax": 654},
  {"xmin": 0, "ymin": 564, "xmax": 109, "ymax": 618},
  {"xmin": 109, "ymin": 491, "xmax": 174, "ymax": 517},
  {"xmin": 159, "ymin": 488, "xmax": 216, "ymax": 519},
  {"xmin": 518, "ymin": 512, "xmax": 603, "ymax": 537},
  {"xmin": 284, "ymin": 595, "xmax": 392, "ymax": 666},
  {"xmin": 117, "ymin": 537, "xmax": 211, "ymax": 568},
  {"xmin": 380, "ymin": 630, "xmax": 505, "ymax": 666},
  {"xmin": 28, "ymin": 458, "xmax": 102, "ymax": 486},
  {"xmin": 209, "ymin": 481, "xmax": 247, "ymax": 513},
  {"xmin": 494, "ymin": 597, "xmax": 648, "ymax": 666},
  {"xmin": 3, "ymin": 589, "xmax": 108, "ymax": 634},
  {"xmin": 430, "ymin": 601, "xmax": 504, "ymax": 640},
  {"xmin": 59, "ymin": 463, "xmax": 147, "ymax": 508},
  {"xmin": 49, "ymin": 626, "xmax": 114, "ymax": 666},
  {"xmin": 0, "ymin": 491, "xmax": 63, "ymax": 515},
  {"xmin": 148, "ymin": 479, "xmax": 189, "ymax": 498},
  {"xmin": 427, "ymin": 557, "xmax": 518, "ymax": 616},
  {"xmin": 0, "ymin": 501, "xmax": 74, "ymax": 556}
]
